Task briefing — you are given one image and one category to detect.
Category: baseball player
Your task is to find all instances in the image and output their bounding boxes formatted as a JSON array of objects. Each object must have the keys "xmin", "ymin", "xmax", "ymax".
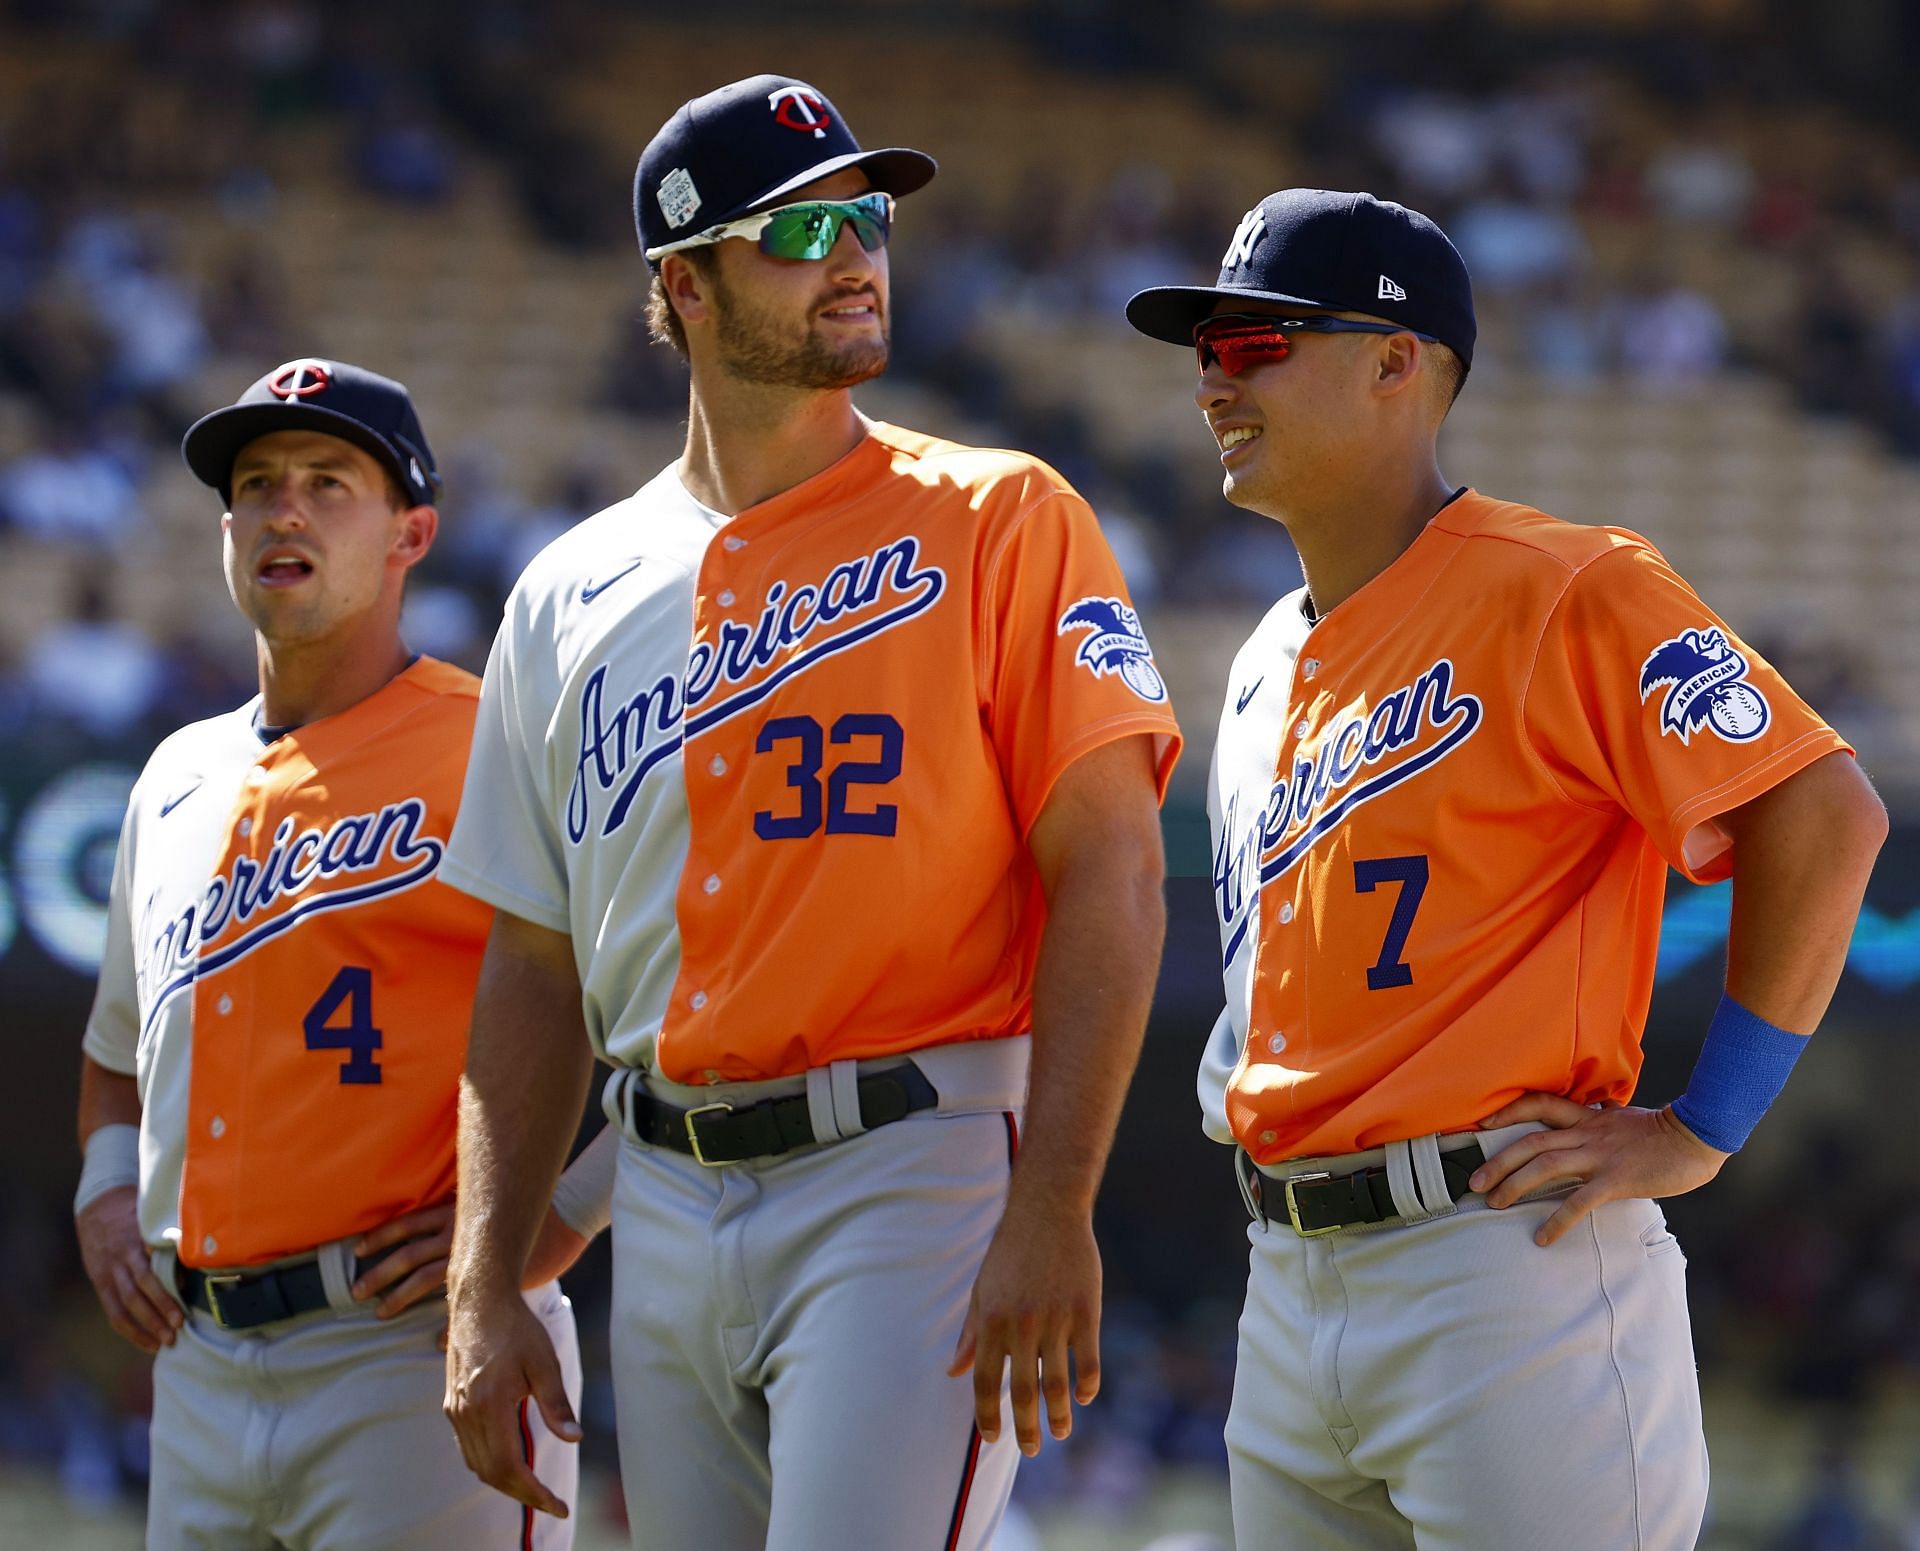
[
  {"xmin": 73, "ymin": 359, "xmax": 613, "ymax": 1549},
  {"xmin": 1124, "ymin": 190, "xmax": 1887, "ymax": 1549},
  {"xmin": 437, "ymin": 76, "xmax": 1183, "ymax": 1551}
]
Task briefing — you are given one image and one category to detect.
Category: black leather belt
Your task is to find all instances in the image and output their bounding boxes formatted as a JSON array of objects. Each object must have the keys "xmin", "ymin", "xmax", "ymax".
[
  {"xmin": 177, "ymin": 1243, "xmax": 400, "ymax": 1330},
  {"xmin": 1236, "ymin": 1146, "xmax": 1482, "ymax": 1235},
  {"xmin": 622, "ymin": 1065, "xmax": 939, "ymax": 1165}
]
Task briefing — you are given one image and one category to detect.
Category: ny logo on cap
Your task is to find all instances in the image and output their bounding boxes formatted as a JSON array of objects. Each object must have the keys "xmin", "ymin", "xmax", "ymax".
[
  {"xmin": 268, "ymin": 360, "xmax": 332, "ymax": 400},
  {"xmin": 1378, "ymin": 275, "xmax": 1407, "ymax": 302},
  {"xmin": 768, "ymin": 85, "xmax": 832, "ymax": 140},
  {"xmin": 1223, "ymin": 209, "xmax": 1266, "ymax": 270}
]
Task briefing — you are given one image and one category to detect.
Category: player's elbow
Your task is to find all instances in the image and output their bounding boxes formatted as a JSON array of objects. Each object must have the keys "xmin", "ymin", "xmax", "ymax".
[{"xmin": 1821, "ymin": 757, "xmax": 1890, "ymax": 875}]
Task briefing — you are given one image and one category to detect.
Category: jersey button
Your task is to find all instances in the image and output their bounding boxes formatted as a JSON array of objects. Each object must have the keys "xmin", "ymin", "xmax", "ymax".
[
  {"xmin": 1302, "ymin": 658, "xmax": 1320, "ymax": 679},
  {"xmin": 708, "ymin": 756, "xmax": 727, "ymax": 777},
  {"xmin": 704, "ymin": 1068, "xmax": 721, "ymax": 1082},
  {"xmin": 237, "ymin": 817, "xmax": 253, "ymax": 838},
  {"xmin": 703, "ymin": 874, "xmax": 721, "ymax": 895},
  {"xmin": 723, "ymin": 536, "xmax": 746, "ymax": 552},
  {"xmin": 1267, "ymin": 1032, "xmax": 1288, "ymax": 1053},
  {"xmin": 217, "ymin": 994, "xmax": 233, "ymax": 1015},
  {"xmin": 1294, "ymin": 720, "xmax": 1311, "ymax": 740},
  {"xmin": 246, "ymin": 768, "xmax": 267, "ymax": 788},
  {"xmin": 210, "ymin": 1116, "xmax": 226, "ymax": 1138},
  {"xmin": 1278, "ymin": 902, "xmax": 1294, "ymax": 925},
  {"xmin": 201, "ymin": 1235, "xmax": 218, "ymax": 1257},
  {"xmin": 718, "ymin": 589, "xmax": 737, "ymax": 607},
  {"xmin": 1258, "ymin": 1130, "xmax": 1277, "ymax": 1147},
  {"xmin": 690, "ymin": 991, "xmax": 708, "ymax": 1011}
]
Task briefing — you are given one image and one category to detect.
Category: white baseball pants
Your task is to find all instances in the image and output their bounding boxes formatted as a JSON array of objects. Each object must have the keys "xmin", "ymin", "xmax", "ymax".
[
  {"xmin": 1227, "ymin": 1125, "xmax": 1709, "ymax": 1551},
  {"xmin": 607, "ymin": 1106, "xmax": 1023, "ymax": 1551},
  {"xmin": 148, "ymin": 1265, "xmax": 580, "ymax": 1550}
]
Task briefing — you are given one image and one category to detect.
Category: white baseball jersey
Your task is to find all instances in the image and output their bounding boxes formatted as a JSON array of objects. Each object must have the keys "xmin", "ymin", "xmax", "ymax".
[
  {"xmin": 443, "ymin": 419, "xmax": 1180, "ymax": 1084},
  {"xmin": 86, "ymin": 707, "xmax": 260, "ymax": 1253},
  {"xmin": 1198, "ymin": 587, "xmax": 1312, "ymax": 1145},
  {"xmin": 84, "ymin": 661, "xmax": 493, "ymax": 1264}
]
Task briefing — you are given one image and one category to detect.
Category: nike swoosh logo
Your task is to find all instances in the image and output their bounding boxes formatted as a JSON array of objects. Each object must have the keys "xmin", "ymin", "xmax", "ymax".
[
  {"xmin": 580, "ymin": 560, "xmax": 644, "ymax": 603},
  {"xmin": 1235, "ymin": 677, "xmax": 1264, "ymax": 714},
  {"xmin": 159, "ymin": 780, "xmax": 202, "ymax": 817}
]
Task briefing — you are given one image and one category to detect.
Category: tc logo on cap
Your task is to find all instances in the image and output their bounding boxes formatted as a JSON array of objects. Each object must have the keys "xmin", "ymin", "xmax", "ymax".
[
  {"xmin": 1223, "ymin": 209, "xmax": 1266, "ymax": 269},
  {"xmin": 768, "ymin": 84, "xmax": 832, "ymax": 139},
  {"xmin": 269, "ymin": 360, "xmax": 332, "ymax": 400}
]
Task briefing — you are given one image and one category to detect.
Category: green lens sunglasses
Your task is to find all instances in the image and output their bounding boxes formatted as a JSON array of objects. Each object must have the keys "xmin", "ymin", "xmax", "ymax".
[{"xmin": 645, "ymin": 192, "xmax": 894, "ymax": 263}]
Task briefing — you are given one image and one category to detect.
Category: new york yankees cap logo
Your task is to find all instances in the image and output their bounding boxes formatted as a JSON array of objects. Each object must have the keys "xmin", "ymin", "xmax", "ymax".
[
  {"xmin": 1126, "ymin": 188, "xmax": 1477, "ymax": 368},
  {"xmin": 182, "ymin": 358, "xmax": 442, "ymax": 508},
  {"xmin": 633, "ymin": 74, "xmax": 936, "ymax": 268}
]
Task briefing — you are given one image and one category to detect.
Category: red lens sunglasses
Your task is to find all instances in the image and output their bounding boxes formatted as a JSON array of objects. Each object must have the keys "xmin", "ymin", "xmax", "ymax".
[{"xmin": 1193, "ymin": 314, "xmax": 1439, "ymax": 376}]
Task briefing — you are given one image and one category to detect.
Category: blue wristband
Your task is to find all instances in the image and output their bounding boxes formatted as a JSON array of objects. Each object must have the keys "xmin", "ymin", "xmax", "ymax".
[{"xmin": 1669, "ymin": 993, "xmax": 1809, "ymax": 1154}]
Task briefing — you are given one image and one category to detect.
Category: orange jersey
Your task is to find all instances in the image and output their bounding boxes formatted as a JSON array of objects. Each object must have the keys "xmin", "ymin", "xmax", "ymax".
[
  {"xmin": 85, "ymin": 659, "xmax": 491, "ymax": 1266},
  {"xmin": 446, "ymin": 420, "xmax": 1183, "ymax": 1082},
  {"xmin": 1210, "ymin": 491, "xmax": 1850, "ymax": 1162}
]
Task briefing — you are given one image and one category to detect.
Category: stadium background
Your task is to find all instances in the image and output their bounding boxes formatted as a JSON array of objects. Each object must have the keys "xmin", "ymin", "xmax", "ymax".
[{"xmin": 1, "ymin": 0, "xmax": 1917, "ymax": 1543}]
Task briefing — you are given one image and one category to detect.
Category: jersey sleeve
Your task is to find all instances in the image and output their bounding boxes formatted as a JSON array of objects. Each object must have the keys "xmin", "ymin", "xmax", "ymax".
[
  {"xmin": 82, "ymin": 804, "xmax": 141, "ymax": 1076},
  {"xmin": 441, "ymin": 601, "xmax": 572, "ymax": 932},
  {"xmin": 1523, "ymin": 543, "xmax": 1852, "ymax": 884},
  {"xmin": 977, "ymin": 491, "xmax": 1183, "ymax": 836}
]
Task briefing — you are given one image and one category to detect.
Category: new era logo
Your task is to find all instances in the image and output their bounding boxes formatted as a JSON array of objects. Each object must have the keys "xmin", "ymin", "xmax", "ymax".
[
  {"xmin": 1223, "ymin": 209, "xmax": 1266, "ymax": 269},
  {"xmin": 1378, "ymin": 275, "xmax": 1407, "ymax": 302}
]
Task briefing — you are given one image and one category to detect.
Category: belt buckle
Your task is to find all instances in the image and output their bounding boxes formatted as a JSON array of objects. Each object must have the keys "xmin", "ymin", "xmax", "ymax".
[
  {"xmin": 203, "ymin": 1271, "xmax": 245, "ymax": 1327},
  {"xmin": 1282, "ymin": 1171, "xmax": 1338, "ymax": 1237},
  {"xmin": 683, "ymin": 1101, "xmax": 735, "ymax": 1167}
]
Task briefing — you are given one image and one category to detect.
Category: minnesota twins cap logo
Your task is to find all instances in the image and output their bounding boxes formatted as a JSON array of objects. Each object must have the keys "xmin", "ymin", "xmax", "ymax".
[
  {"xmin": 768, "ymin": 84, "xmax": 832, "ymax": 139},
  {"xmin": 1638, "ymin": 626, "xmax": 1771, "ymax": 745},
  {"xmin": 1059, "ymin": 596, "xmax": 1167, "ymax": 703},
  {"xmin": 268, "ymin": 359, "xmax": 332, "ymax": 400}
]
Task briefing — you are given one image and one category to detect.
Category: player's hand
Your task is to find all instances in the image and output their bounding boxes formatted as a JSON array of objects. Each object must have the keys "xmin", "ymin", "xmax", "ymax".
[
  {"xmin": 76, "ymin": 1183, "xmax": 183, "ymax": 1353},
  {"xmin": 1471, "ymin": 1094, "xmax": 1729, "ymax": 1247},
  {"xmin": 352, "ymin": 1199, "xmax": 456, "ymax": 1318},
  {"xmin": 444, "ymin": 1289, "xmax": 582, "ymax": 1518},
  {"xmin": 948, "ymin": 1202, "xmax": 1101, "ymax": 1457}
]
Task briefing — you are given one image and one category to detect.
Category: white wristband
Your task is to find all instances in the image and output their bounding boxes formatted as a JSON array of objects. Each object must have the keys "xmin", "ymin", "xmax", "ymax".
[
  {"xmin": 549, "ymin": 1124, "xmax": 618, "ymax": 1241},
  {"xmin": 74, "ymin": 1123, "xmax": 140, "ymax": 1217}
]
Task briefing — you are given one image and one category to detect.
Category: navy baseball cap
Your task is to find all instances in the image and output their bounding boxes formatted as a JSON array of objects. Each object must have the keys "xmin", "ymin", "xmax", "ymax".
[
  {"xmin": 181, "ymin": 358, "xmax": 441, "ymax": 507},
  {"xmin": 634, "ymin": 74, "xmax": 936, "ymax": 268},
  {"xmin": 1126, "ymin": 189, "xmax": 1476, "ymax": 368}
]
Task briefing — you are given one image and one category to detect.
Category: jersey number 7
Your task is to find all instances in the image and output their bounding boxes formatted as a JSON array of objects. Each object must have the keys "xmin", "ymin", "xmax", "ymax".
[{"xmin": 1354, "ymin": 855, "xmax": 1428, "ymax": 991}]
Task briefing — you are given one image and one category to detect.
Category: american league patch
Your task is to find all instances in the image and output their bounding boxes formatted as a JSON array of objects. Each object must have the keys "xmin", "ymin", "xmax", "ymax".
[
  {"xmin": 1059, "ymin": 596, "xmax": 1168, "ymax": 703},
  {"xmin": 1638, "ymin": 626, "xmax": 1771, "ymax": 744}
]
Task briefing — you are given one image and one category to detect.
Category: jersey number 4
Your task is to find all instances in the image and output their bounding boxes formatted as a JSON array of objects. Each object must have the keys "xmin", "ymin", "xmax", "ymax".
[
  {"xmin": 754, "ymin": 714, "xmax": 903, "ymax": 840},
  {"xmin": 1354, "ymin": 855, "xmax": 1428, "ymax": 991},
  {"xmin": 302, "ymin": 966, "xmax": 383, "ymax": 1084}
]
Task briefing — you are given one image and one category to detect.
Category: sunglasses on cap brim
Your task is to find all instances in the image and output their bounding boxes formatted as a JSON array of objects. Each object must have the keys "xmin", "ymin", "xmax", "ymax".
[
  {"xmin": 645, "ymin": 192, "xmax": 894, "ymax": 263},
  {"xmin": 1193, "ymin": 313, "xmax": 1439, "ymax": 376}
]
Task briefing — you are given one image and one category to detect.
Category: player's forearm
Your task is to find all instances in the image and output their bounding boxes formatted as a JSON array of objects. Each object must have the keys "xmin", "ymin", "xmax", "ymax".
[
  {"xmin": 77, "ymin": 1055, "xmax": 141, "ymax": 1147},
  {"xmin": 1718, "ymin": 751, "xmax": 1886, "ymax": 1032},
  {"xmin": 449, "ymin": 915, "xmax": 593, "ymax": 1306},
  {"xmin": 1011, "ymin": 846, "xmax": 1165, "ymax": 1220}
]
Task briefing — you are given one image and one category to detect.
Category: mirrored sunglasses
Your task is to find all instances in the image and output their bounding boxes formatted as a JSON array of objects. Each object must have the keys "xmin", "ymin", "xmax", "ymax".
[
  {"xmin": 1193, "ymin": 313, "xmax": 1438, "ymax": 376},
  {"xmin": 645, "ymin": 192, "xmax": 894, "ymax": 263}
]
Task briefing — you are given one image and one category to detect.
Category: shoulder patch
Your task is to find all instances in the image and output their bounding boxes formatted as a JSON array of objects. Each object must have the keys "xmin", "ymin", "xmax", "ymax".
[
  {"xmin": 1058, "ymin": 596, "xmax": 1167, "ymax": 703},
  {"xmin": 1638, "ymin": 627, "xmax": 1770, "ymax": 745}
]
